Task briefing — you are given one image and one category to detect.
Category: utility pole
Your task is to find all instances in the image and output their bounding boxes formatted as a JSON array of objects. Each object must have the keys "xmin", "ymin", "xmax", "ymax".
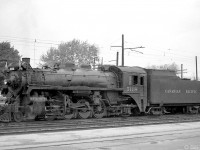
[
  {"xmin": 177, "ymin": 64, "xmax": 187, "ymax": 79},
  {"xmin": 181, "ymin": 64, "xmax": 183, "ymax": 79},
  {"xmin": 122, "ymin": 34, "xmax": 124, "ymax": 66},
  {"xmin": 111, "ymin": 34, "xmax": 144, "ymax": 67},
  {"xmin": 116, "ymin": 52, "xmax": 119, "ymax": 66},
  {"xmin": 34, "ymin": 39, "xmax": 36, "ymax": 67},
  {"xmin": 196, "ymin": 56, "xmax": 198, "ymax": 81}
]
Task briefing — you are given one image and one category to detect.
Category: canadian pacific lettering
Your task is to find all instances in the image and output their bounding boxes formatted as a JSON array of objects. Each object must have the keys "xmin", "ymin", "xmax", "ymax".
[
  {"xmin": 165, "ymin": 90, "xmax": 181, "ymax": 93},
  {"xmin": 186, "ymin": 90, "xmax": 197, "ymax": 94},
  {"xmin": 165, "ymin": 89, "xmax": 198, "ymax": 94}
]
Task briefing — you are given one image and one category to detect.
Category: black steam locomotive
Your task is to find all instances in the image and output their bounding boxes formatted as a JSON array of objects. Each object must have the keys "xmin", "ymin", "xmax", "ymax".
[{"xmin": 1, "ymin": 58, "xmax": 200, "ymax": 122}]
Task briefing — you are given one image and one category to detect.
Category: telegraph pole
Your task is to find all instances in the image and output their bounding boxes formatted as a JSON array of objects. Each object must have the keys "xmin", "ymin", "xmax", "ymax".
[
  {"xmin": 177, "ymin": 64, "xmax": 187, "ymax": 79},
  {"xmin": 196, "ymin": 56, "xmax": 198, "ymax": 81},
  {"xmin": 116, "ymin": 52, "xmax": 119, "ymax": 66},
  {"xmin": 34, "ymin": 39, "xmax": 36, "ymax": 67},
  {"xmin": 181, "ymin": 64, "xmax": 183, "ymax": 79},
  {"xmin": 122, "ymin": 34, "xmax": 124, "ymax": 66},
  {"xmin": 111, "ymin": 34, "xmax": 144, "ymax": 66}
]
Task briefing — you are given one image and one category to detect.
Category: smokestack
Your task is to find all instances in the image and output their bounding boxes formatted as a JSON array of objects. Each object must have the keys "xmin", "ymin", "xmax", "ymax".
[{"xmin": 22, "ymin": 58, "xmax": 30, "ymax": 64}]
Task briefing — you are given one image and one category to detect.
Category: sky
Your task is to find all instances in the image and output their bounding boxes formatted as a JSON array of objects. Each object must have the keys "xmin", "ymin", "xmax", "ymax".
[{"xmin": 0, "ymin": 0, "xmax": 200, "ymax": 78}]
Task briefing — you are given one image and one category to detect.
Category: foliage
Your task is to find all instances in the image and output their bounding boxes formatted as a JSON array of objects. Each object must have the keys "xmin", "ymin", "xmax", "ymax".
[
  {"xmin": 40, "ymin": 39, "xmax": 99, "ymax": 67},
  {"xmin": 0, "ymin": 42, "xmax": 21, "ymax": 88},
  {"xmin": 146, "ymin": 62, "xmax": 179, "ymax": 72}
]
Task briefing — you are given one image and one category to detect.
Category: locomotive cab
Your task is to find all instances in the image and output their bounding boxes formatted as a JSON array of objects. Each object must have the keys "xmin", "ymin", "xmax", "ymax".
[
  {"xmin": 120, "ymin": 66, "xmax": 148, "ymax": 113},
  {"xmin": 103, "ymin": 66, "xmax": 148, "ymax": 114}
]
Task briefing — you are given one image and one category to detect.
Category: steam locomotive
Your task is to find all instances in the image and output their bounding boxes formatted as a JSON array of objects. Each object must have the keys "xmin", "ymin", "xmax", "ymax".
[{"xmin": 1, "ymin": 58, "xmax": 200, "ymax": 122}]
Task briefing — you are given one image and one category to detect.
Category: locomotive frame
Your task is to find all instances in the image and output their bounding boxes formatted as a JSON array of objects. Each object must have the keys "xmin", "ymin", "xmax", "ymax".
[{"xmin": 1, "ymin": 58, "xmax": 200, "ymax": 122}]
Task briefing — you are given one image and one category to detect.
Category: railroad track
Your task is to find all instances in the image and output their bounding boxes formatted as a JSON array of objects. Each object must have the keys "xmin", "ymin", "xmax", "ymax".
[{"xmin": 1, "ymin": 114, "xmax": 200, "ymax": 136}]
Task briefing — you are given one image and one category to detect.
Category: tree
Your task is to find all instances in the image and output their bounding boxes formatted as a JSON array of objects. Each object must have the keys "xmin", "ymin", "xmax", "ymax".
[
  {"xmin": 146, "ymin": 62, "xmax": 179, "ymax": 72},
  {"xmin": 0, "ymin": 42, "xmax": 21, "ymax": 88},
  {"xmin": 40, "ymin": 39, "xmax": 99, "ymax": 67}
]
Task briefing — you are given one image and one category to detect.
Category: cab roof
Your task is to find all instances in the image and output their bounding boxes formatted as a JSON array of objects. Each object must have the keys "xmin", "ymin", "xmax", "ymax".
[{"xmin": 117, "ymin": 66, "xmax": 146, "ymax": 74}]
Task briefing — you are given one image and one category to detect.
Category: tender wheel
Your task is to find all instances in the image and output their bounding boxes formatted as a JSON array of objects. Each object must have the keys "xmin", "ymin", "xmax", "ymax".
[
  {"xmin": 64, "ymin": 108, "xmax": 76, "ymax": 119},
  {"xmin": 93, "ymin": 100, "xmax": 107, "ymax": 118},
  {"xmin": 77, "ymin": 99, "xmax": 91, "ymax": 119},
  {"xmin": 13, "ymin": 111, "xmax": 23, "ymax": 122}
]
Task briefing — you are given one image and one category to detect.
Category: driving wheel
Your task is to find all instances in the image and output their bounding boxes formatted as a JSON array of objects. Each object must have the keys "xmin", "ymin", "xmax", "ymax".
[
  {"xmin": 77, "ymin": 99, "xmax": 91, "ymax": 119},
  {"xmin": 13, "ymin": 111, "xmax": 23, "ymax": 122},
  {"xmin": 93, "ymin": 100, "xmax": 107, "ymax": 118}
]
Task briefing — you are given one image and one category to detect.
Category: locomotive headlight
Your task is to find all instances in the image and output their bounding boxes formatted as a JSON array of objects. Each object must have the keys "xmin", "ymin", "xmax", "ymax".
[{"xmin": 4, "ymin": 79, "xmax": 7, "ymax": 85}]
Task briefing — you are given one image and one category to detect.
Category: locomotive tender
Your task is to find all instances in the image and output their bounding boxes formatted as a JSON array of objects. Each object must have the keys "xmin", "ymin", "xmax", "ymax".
[{"xmin": 0, "ymin": 58, "xmax": 200, "ymax": 122}]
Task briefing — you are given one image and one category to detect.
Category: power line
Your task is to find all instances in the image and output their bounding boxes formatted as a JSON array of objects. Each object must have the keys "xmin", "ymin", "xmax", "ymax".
[
  {"xmin": 0, "ymin": 38, "xmax": 59, "ymax": 46},
  {"xmin": 0, "ymin": 42, "xmax": 54, "ymax": 49},
  {"xmin": 0, "ymin": 36, "xmax": 61, "ymax": 44},
  {"xmin": 108, "ymin": 48, "xmax": 196, "ymax": 66},
  {"xmin": 110, "ymin": 45, "xmax": 200, "ymax": 60}
]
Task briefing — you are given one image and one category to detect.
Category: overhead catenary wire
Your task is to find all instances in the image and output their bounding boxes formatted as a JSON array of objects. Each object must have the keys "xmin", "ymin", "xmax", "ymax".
[
  {"xmin": 0, "ymin": 36, "xmax": 61, "ymax": 44},
  {"xmin": 1, "ymin": 36, "xmax": 199, "ymax": 61},
  {"xmin": 1, "ymin": 36, "xmax": 200, "ymax": 68},
  {"xmin": 110, "ymin": 47, "xmax": 196, "ymax": 63}
]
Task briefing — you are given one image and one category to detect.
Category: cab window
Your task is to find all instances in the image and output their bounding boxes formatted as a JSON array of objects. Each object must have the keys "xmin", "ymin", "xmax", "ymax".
[
  {"xmin": 129, "ymin": 75, "xmax": 138, "ymax": 85},
  {"xmin": 133, "ymin": 75, "xmax": 138, "ymax": 85},
  {"xmin": 140, "ymin": 76, "xmax": 144, "ymax": 85}
]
